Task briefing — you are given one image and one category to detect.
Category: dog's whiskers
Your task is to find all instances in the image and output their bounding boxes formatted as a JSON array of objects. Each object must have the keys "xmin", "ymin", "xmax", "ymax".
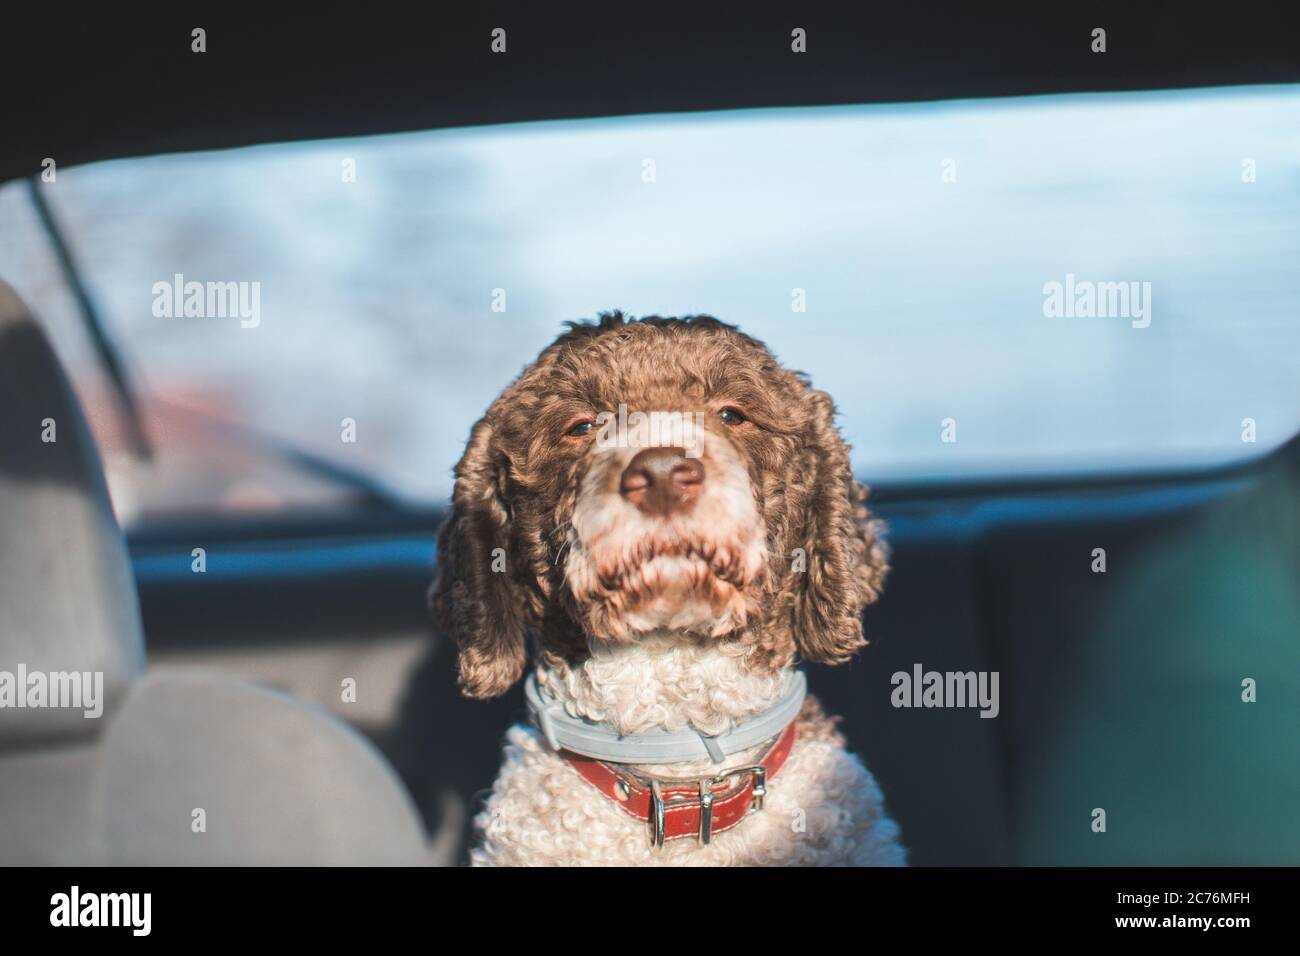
[{"xmin": 552, "ymin": 521, "xmax": 575, "ymax": 568}]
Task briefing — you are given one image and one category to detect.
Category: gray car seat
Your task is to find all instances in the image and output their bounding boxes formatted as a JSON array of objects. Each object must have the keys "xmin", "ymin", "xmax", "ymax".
[{"xmin": 0, "ymin": 280, "xmax": 434, "ymax": 864}]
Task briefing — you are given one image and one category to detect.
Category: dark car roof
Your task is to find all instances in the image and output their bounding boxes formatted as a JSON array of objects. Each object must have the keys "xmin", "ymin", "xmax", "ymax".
[{"xmin": 4, "ymin": 3, "xmax": 1299, "ymax": 183}]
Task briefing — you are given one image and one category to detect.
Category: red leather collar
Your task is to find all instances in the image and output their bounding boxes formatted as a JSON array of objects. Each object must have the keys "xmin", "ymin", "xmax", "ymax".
[{"xmin": 559, "ymin": 720, "xmax": 797, "ymax": 847}]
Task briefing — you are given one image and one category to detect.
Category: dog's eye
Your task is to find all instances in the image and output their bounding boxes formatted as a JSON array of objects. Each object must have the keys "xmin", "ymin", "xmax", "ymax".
[
  {"xmin": 567, "ymin": 420, "xmax": 596, "ymax": 437},
  {"xmin": 718, "ymin": 408, "xmax": 747, "ymax": 426}
]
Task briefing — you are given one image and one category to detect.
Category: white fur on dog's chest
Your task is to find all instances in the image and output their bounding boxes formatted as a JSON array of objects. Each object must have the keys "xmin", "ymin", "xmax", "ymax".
[
  {"xmin": 472, "ymin": 720, "xmax": 904, "ymax": 866},
  {"xmin": 474, "ymin": 636, "xmax": 905, "ymax": 866}
]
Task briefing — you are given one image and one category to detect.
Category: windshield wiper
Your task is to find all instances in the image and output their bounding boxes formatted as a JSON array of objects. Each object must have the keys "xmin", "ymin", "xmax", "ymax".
[
  {"xmin": 152, "ymin": 394, "xmax": 412, "ymax": 513},
  {"xmin": 26, "ymin": 177, "xmax": 152, "ymax": 459},
  {"xmin": 25, "ymin": 177, "xmax": 411, "ymax": 513}
]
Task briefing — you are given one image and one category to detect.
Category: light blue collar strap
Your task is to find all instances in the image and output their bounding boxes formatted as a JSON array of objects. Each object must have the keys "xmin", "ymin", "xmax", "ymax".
[{"xmin": 525, "ymin": 669, "xmax": 807, "ymax": 766}]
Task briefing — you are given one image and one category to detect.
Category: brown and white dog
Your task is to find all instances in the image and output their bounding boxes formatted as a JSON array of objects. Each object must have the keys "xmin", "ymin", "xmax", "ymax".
[{"xmin": 431, "ymin": 312, "xmax": 904, "ymax": 865}]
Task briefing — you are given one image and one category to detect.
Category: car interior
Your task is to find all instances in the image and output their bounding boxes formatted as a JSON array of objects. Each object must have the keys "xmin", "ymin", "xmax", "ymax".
[{"xmin": 1, "ymin": 8, "xmax": 1297, "ymax": 866}]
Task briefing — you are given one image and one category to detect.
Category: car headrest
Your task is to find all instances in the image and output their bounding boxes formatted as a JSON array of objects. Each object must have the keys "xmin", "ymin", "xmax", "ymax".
[{"xmin": 0, "ymin": 280, "xmax": 145, "ymax": 748}]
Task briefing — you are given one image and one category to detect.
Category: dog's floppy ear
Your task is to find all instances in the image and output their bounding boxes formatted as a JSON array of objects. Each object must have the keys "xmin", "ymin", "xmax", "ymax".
[
  {"xmin": 789, "ymin": 389, "xmax": 889, "ymax": 665},
  {"xmin": 430, "ymin": 416, "xmax": 528, "ymax": 699}
]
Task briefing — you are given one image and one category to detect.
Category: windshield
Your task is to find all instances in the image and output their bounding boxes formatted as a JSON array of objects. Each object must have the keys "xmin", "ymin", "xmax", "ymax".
[{"xmin": 1, "ymin": 84, "xmax": 1297, "ymax": 526}]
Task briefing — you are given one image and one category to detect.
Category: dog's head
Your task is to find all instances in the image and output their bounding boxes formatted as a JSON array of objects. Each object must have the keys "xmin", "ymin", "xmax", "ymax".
[{"xmin": 431, "ymin": 312, "xmax": 888, "ymax": 699}]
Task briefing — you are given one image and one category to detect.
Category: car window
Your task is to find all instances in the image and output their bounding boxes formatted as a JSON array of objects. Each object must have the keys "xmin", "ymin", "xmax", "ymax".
[{"xmin": 1, "ymin": 84, "xmax": 1296, "ymax": 527}]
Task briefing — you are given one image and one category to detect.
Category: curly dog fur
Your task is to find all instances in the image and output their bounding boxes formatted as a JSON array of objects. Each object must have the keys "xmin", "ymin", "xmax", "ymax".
[{"xmin": 432, "ymin": 312, "xmax": 904, "ymax": 866}]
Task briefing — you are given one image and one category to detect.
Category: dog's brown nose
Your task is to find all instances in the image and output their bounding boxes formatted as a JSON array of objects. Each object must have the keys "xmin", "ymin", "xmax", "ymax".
[{"xmin": 619, "ymin": 447, "xmax": 705, "ymax": 516}]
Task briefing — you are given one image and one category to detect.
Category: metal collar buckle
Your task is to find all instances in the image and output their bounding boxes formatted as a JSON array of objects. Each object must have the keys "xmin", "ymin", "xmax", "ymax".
[{"xmin": 647, "ymin": 765, "xmax": 768, "ymax": 848}]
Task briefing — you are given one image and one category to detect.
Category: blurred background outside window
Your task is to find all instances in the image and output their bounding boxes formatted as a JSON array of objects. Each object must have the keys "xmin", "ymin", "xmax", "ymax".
[{"xmin": 0, "ymin": 84, "xmax": 1296, "ymax": 529}]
